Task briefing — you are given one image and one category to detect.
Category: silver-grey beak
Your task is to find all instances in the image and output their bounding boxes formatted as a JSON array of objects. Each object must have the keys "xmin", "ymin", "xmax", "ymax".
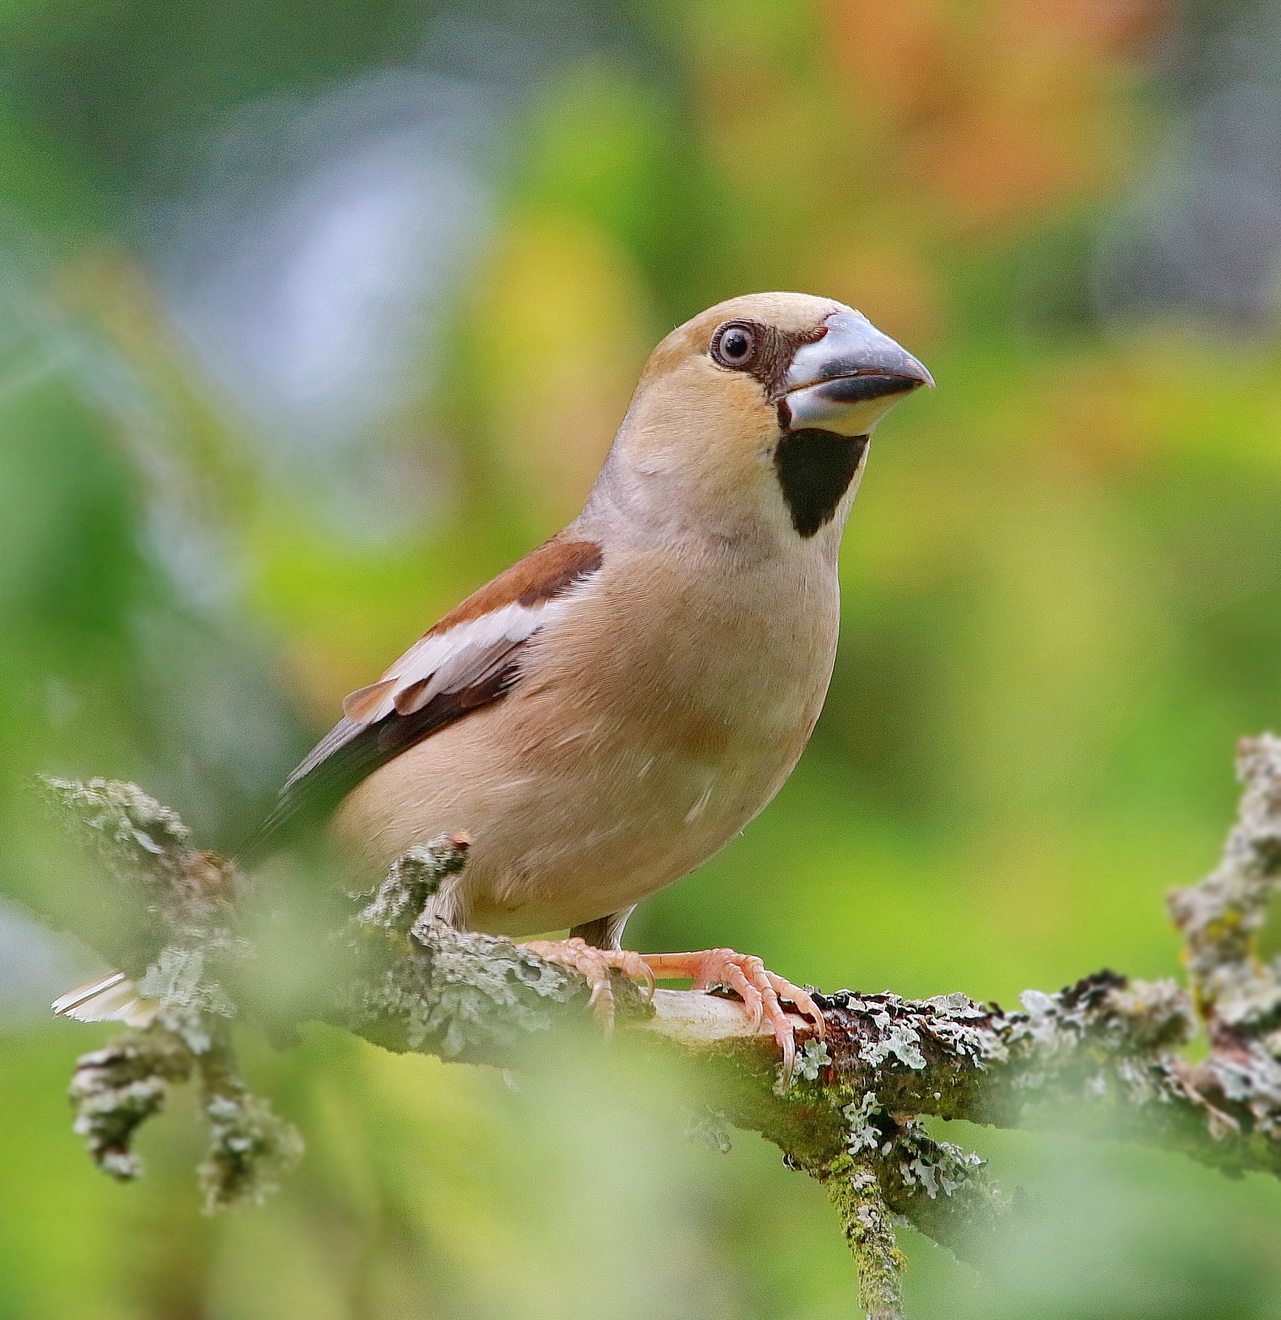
[{"xmin": 781, "ymin": 311, "xmax": 933, "ymax": 436}]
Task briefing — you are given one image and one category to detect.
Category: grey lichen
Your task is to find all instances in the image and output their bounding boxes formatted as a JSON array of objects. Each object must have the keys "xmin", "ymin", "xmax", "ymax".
[
  {"xmin": 42, "ymin": 776, "xmax": 193, "ymax": 876},
  {"xmin": 138, "ymin": 947, "xmax": 239, "ymax": 1054},
  {"xmin": 350, "ymin": 835, "xmax": 471, "ymax": 941},
  {"xmin": 68, "ymin": 1028, "xmax": 194, "ymax": 1180},
  {"xmin": 858, "ymin": 1016, "xmax": 928, "ymax": 1071},
  {"xmin": 66, "ymin": 1017, "xmax": 302, "ymax": 1206},
  {"xmin": 880, "ymin": 1120, "xmax": 1008, "ymax": 1258},
  {"xmin": 195, "ymin": 1036, "xmax": 304, "ymax": 1214},
  {"xmin": 199, "ymin": 1090, "xmax": 304, "ymax": 1213},
  {"xmin": 793, "ymin": 1037, "xmax": 833, "ymax": 1083},
  {"xmin": 813, "ymin": 970, "xmax": 1203, "ymax": 1144},
  {"xmin": 336, "ymin": 830, "xmax": 620, "ymax": 1061},
  {"xmin": 843, "ymin": 1090, "xmax": 884, "ymax": 1156},
  {"xmin": 822, "ymin": 1087, "xmax": 1003, "ymax": 1287},
  {"xmin": 41, "ymin": 776, "xmax": 241, "ymax": 942},
  {"xmin": 45, "ymin": 779, "xmax": 297, "ymax": 1203},
  {"xmin": 894, "ymin": 1125, "xmax": 985, "ymax": 1201},
  {"xmin": 345, "ymin": 923, "xmax": 590, "ymax": 1062}
]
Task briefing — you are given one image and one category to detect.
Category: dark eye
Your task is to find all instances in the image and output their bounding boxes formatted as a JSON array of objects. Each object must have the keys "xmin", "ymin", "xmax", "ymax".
[{"xmin": 711, "ymin": 322, "xmax": 758, "ymax": 369}]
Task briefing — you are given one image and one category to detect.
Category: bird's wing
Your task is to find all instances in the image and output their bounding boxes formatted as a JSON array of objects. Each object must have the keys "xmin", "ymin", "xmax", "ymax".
[{"xmin": 250, "ymin": 535, "xmax": 603, "ymax": 853}]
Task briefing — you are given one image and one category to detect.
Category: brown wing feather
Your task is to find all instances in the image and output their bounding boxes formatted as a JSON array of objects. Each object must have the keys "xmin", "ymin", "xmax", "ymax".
[{"xmin": 244, "ymin": 535, "xmax": 602, "ymax": 859}]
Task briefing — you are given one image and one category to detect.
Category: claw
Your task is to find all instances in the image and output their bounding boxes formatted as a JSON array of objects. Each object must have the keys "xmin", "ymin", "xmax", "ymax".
[
  {"xmin": 778, "ymin": 1025, "xmax": 797, "ymax": 1091},
  {"xmin": 638, "ymin": 947, "xmax": 825, "ymax": 1080},
  {"xmin": 766, "ymin": 971, "xmax": 826, "ymax": 1040}
]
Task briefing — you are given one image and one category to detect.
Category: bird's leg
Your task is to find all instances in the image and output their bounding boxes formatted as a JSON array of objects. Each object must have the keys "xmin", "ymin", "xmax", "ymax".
[
  {"xmin": 519, "ymin": 937, "xmax": 655, "ymax": 1032},
  {"xmin": 520, "ymin": 940, "xmax": 823, "ymax": 1080},
  {"xmin": 638, "ymin": 949, "xmax": 825, "ymax": 1082}
]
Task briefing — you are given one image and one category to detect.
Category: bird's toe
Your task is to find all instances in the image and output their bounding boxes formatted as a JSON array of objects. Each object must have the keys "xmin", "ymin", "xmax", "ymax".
[
  {"xmin": 638, "ymin": 947, "xmax": 825, "ymax": 1085},
  {"xmin": 520, "ymin": 936, "xmax": 654, "ymax": 1033}
]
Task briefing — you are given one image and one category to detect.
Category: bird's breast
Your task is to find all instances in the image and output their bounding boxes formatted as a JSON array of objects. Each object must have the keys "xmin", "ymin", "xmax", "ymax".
[{"xmin": 518, "ymin": 540, "xmax": 840, "ymax": 799}]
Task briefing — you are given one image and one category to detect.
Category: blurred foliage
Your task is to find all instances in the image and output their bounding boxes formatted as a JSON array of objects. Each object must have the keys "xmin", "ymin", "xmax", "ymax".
[{"xmin": 3, "ymin": 0, "xmax": 1281, "ymax": 1316}]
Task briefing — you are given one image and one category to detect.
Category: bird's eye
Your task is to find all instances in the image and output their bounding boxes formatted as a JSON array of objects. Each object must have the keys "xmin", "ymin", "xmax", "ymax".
[{"xmin": 711, "ymin": 322, "xmax": 758, "ymax": 369}]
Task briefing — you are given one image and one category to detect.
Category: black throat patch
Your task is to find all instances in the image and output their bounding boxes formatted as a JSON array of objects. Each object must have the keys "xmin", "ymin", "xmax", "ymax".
[{"xmin": 774, "ymin": 429, "xmax": 868, "ymax": 538}]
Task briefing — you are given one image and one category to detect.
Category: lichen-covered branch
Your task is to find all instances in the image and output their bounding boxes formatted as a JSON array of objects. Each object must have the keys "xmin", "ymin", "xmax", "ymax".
[
  {"xmin": 28, "ymin": 734, "xmax": 1281, "ymax": 1320},
  {"xmin": 1168, "ymin": 735, "xmax": 1281, "ymax": 1147}
]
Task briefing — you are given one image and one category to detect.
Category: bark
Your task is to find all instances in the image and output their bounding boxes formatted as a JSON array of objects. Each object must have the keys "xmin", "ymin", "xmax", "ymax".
[{"xmin": 30, "ymin": 733, "xmax": 1281, "ymax": 1320}]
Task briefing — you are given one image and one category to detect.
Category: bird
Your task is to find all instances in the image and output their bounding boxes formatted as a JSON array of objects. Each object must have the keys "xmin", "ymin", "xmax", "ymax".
[{"xmin": 56, "ymin": 292, "xmax": 932, "ymax": 1074}]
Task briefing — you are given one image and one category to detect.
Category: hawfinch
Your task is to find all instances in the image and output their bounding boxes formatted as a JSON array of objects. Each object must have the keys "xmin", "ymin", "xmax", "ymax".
[{"xmin": 59, "ymin": 292, "xmax": 931, "ymax": 1071}]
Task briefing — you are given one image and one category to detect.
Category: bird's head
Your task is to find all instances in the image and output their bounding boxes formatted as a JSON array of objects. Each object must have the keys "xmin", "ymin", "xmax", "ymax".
[{"xmin": 590, "ymin": 292, "xmax": 932, "ymax": 547}]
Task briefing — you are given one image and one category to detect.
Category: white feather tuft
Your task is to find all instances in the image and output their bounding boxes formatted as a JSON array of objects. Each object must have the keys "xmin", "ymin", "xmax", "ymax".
[{"xmin": 53, "ymin": 972, "xmax": 157, "ymax": 1027}]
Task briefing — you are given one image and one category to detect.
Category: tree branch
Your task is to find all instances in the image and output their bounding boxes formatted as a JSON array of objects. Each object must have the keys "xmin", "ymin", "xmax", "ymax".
[{"xmin": 29, "ymin": 734, "xmax": 1281, "ymax": 1319}]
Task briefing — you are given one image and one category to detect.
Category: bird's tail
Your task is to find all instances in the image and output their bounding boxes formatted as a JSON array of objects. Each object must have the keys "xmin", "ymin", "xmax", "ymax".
[{"xmin": 52, "ymin": 972, "xmax": 157, "ymax": 1028}]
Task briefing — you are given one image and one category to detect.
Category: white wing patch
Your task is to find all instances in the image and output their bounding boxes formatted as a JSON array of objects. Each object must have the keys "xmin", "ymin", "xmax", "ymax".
[{"xmin": 340, "ymin": 597, "xmax": 571, "ymax": 728}]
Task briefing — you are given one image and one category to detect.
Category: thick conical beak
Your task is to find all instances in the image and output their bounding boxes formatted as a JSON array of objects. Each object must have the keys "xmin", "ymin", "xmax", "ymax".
[{"xmin": 780, "ymin": 311, "xmax": 933, "ymax": 436}]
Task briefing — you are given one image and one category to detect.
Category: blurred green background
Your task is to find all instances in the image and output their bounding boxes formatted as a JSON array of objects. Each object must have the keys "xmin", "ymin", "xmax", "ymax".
[{"xmin": 3, "ymin": 0, "xmax": 1281, "ymax": 1315}]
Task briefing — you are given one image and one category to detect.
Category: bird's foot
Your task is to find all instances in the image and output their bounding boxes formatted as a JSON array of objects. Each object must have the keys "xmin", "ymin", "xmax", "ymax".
[
  {"xmin": 639, "ymin": 949, "xmax": 825, "ymax": 1084},
  {"xmin": 520, "ymin": 937, "xmax": 655, "ymax": 1031},
  {"xmin": 520, "ymin": 940, "xmax": 824, "ymax": 1083}
]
